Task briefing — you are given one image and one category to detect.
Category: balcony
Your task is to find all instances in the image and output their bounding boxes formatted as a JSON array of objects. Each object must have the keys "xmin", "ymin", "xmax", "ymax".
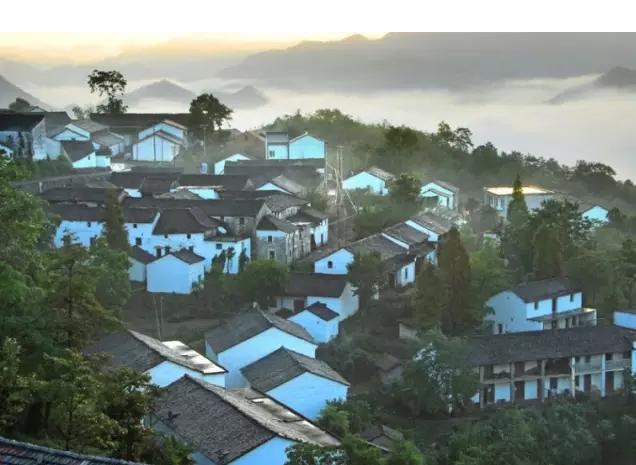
[
  {"xmin": 574, "ymin": 361, "xmax": 602, "ymax": 373},
  {"xmin": 606, "ymin": 359, "xmax": 631, "ymax": 371}
]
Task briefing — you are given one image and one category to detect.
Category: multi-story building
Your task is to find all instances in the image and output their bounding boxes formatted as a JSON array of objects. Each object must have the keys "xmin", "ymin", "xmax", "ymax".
[{"xmin": 484, "ymin": 185, "xmax": 555, "ymax": 218}]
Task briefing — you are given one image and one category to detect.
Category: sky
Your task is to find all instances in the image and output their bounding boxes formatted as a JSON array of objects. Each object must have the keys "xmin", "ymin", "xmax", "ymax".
[{"xmin": 0, "ymin": 33, "xmax": 387, "ymax": 63}]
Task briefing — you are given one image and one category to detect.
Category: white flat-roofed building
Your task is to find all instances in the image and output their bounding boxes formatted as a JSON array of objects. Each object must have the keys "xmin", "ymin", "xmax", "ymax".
[{"xmin": 484, "ymin": 186, "xmax": 556, "ymax": 218}]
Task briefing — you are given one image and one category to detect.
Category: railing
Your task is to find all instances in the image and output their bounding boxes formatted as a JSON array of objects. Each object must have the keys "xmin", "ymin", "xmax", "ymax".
[
  {"xmin": 606, "ymin": 359, "xmax": 631, "ymax": 371},
  {"xmin": 574, "ymin": 361, "xmax": 602, "ymax": 373}
]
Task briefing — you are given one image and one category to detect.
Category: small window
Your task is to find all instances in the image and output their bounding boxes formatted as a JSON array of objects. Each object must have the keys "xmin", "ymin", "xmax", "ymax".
[
  {"xmin": 269, "ymin": 250, "xmax": 275, "ymax": 260},
  {"xmin": 327, "ymin": 260, "xmax": 333, "ymax": 269},
  {"xmin": 187, "ymin": 233, "xmax": 191, "ymax": 239},
  {"xmin": 269, "ymin": 150, "xmax": 275, "ymax": 157},
  {"xmin": 606, "ymin": 353, "xmax": 614, "ymax": 361},
  {"xmin": 239, "ymin": 217, "xmax": 245, "ymax": 226},
  {"xmin": 164, "ymin": 234, "xmax": 168, "ymax": 239},
  {"xmin": 570, "ymin": 293, "xmax": 575, "ymax": 302},
  {"xmin": 155, "ymin": 248, "xmax": 162, "ymax": 258},
  {"xmin": 268, "ymin": 235, "xmax": 273, "ymax": 243},
  {"xmin": 216, "ymin": 243, "xmax": 222, "ymax": 250},
  {"xmin": 89, "ymin": 236, "xmax": 96, "ymax": 246},
  {"xmin": 584, "ymin": 355, "xmax": 591, "ymax": 363},
  {"xmin": 165, "ymin": 246, "xmax": 171, "ymax": 254},
  {"xmin": 575, "ymin": 375, "xmax": 580, "ymax": 387},
  {"xmin": 188, "ymin": 246, "xmax": 194, "ymax": 252},
  {"xmin": 404, "ymin": 268, "xmax": 408, "ymax": 279},
  {"xmin": 549, "ymin": 377, "xmax": 557, "ymax": 390},
  {"xmin": 87, "ymin": 221, "xmax": 92, "ymax": 227},
  {"xmin": 534, "ymin": 301, "xmax": 539, "ymax": 310},
  {"xmin": 133, "ymin": 223, "xmax": 138, "ymax": 229},
  {"xmin": 551, "ymin": 320, "xmax": 558, "ymax": 329},
  {"xmin": 497, "ymin": 324, "xmax": 503, "ymax": 334},
  {"xmin": 135, "ymin": 237, "xmax": 142, "ymax": 246}
]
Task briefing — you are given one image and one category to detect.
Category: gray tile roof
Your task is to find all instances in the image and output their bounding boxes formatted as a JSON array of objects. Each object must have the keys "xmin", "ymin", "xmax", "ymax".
[
  {"xmin": 122, "ymin": 207, "xmax": 158, "ymax": 224},
  {"xmin": 139, "ymin": 177, "xmax": 177, "ymax": 195},
  {"xmin": 302, "ymin": 302, "xmax": 339, "ymax": 321},
  {"xmin": 265, "ymin": 175, "xmax": 305, "ymax": 195},
  {"xmin": 365, "ymin": 166, "xmax": 395, "ymax": 182},
  {"xmin": 205, "ymin": 310, "xmax": 314, "ymax": 354},
  {"xmin": 41, "ymin": 186, "xmax": 123, "ymax": 204},
  {"xmin": 265, "ymin": 131, "xmax": 289, "ymax": 144},
  {"xmin": 48, "ymin": 204, "xmax": 105, "ymax": 222},
  {"xmin": 345, "ymin": 234, "xmax": 406, "ymax": 261},
  {"xmin": 70, "ymin": 119, "xmax": 109, "ymax": 134},
  {"xmin": 90, "ymin": 113, "xmax": 190, "ymax": 131},
  {"xmin": 510, "ymin": 277, "xmax": 579, "ymax": 302},
  {"xmin": 257, "ymin": 214, "xmax": 298, "ymax": 233},
  {"xmin": 0, "ymin": 113, "xmax": 44, "ymax": 131},
  {"xmin": 61, "ymin": 140, "xmax": 95, "ymax": 162},
  {"xmin": 153, "ymin": 208, "xmax": 221, "ymax": 235},
  {"xmin": 178, "ymin": 174, "xmax": 253, "ymax": 191},
  {"xmin": 83, "ymin": 330, "xmax": 225, "ymax": 374},
  {"xmin": 0, "ymin": 436, "xmax": 146, "ymax": 465},
  {"xmin": 284, "ymin": 273, "xmax": 348, "ymax": 298},
  {"xmin": 288, "ymin": 207, "xmax": 327, "ymax": 225},
  {"xmin": 170, "ymin": 249, "xmax": 205, "ymax": 264},
  {"xmin": 467, "ymin": 325, "xmax": 636, "ymax": 366},
  {"xmin": 241, "ymin": 347, "xmax": 349, "ymax": 392},
  {"xmin": 123, "ymin": 198, "xmax": 267, "ymax": 218},
  {"xmin": 93, "ymin": 131, "xmax": 124, "ymax": 147},
  {"xmin": 408, "ymin": 211, "xmax": 453, "ymax": 235},
  {"xmin": 421, "ymin": 179, "xmax": 459, "ymax": 194},
  {"xmin": 383, "ymin": 222, "xmax": 429, "ymax": 246},
  {"xmin": 130, "ymin": 246, "xmax": 155, "ymax": 264},
  {"xmin": 153, "ymin": 376, "xmax": 339, "ymax": 464},
  {"xmin": 219, "ymin": 190, "xmax": 309, "ymax": 213}
]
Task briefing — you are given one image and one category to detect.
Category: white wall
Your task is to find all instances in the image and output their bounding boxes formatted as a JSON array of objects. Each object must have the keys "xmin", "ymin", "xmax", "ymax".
[
  {"xmin": 289, "ymin": 311, "xmax": 339, "ymax": 343},
  {"xmin": 146, "ymin": 360, "xmax": 225, "ymax": 388},
  {"xmin": 139, "ymin": 122, "xmax": 185, "ymax": 141},
  {"xmin": 72, "ymin": 152, "xmax": 98, "ymax": 169},
  {"xmin": 207, "ymin": 328, "xmax": 317, "ymax": 387},
  {"xmin": 146, "ymin": 255, "xmax": 204, "ymax": 294},
  {"xmin": 314, "ymin": 249, "xmax": 353, "ymax": 275},
  {"xmin": 182, "ymin": 187, "xmax": 220, "ymax": 199},
  {"xmin": 421, "ymin": 182, "xmax": 455, "ymax": 209},
  {"xmin": 45, "ymin": 137, "xmax": 63, "ymax": 159},
  {"xmin": 129, "ymin": 258, "xmax": 146, "ymax": 282},
  {"xmin": 257, "ymin": 182, "xmax": 291, "ymax": 194},
  {"xmin": 266, "ymin": 143, "xmax": 289, "ymax": 159},
  {"xmin": 230, "ymin": 437, "xmax": 296, "ymax": 465},
  {"xmin": 53, "ymin": 127, "xmax": 88, "ymax": 141},
  {"xmin": 133, "ymin": 135, "xmax": 180, "ymax": 162},
  {"xmin": 54, "ymin": 220, "xmax": 104, "ymax": 247},
  {"xmin": 395, "ymin": 262, "xmax": 416, "ymax": 287},
  {"xmin": 312, "ymin": 220, "xmax": 329, "ymax": 248},
  {"xmin": 289, "ymin": 135, "xmax": 325, "ymax": 159},
  {"xmin": 125, "ymin": 218, "xmax": 159, "ymax": 249},
  {"xmin": 582, "ymin": 206, "xmax": 609, "ymax": 224},
  {"xmin": 404, "ymin": 220, "xmax": 440, "ymax": 242},
  {"xmin": 615, "ymin": 311, "xmax": 636, "ymax": 330},
  {"xmin": 266, "ymin": 372, "xmax": 347, "ymax": 420},
  {"xmin": 343, "ymin": 172, "xmax": 388, "ymax": 195},
  {"xmin": 484, "ymin": 291, "xmax": 542, "ymax": 334},
  {"xmin": 214, "ymin": 153, "xmax": 250, "ymax": 174}
]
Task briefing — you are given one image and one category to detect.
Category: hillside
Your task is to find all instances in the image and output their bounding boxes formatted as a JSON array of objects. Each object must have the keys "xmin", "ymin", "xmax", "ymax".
[
  {"xmin": 549, "ymin": 66, "xmax": 636, "ymax": 104},
  {"xmin": 124, "ymin": 79, "xmax": 196, "ymax": 106},
  {"xmin": 0, "ymin": 74, "xmax": 50, "ymax": 109},
  {"xmin": 219, "ymin": 32, "xmax": 636, "ymax": 91}
]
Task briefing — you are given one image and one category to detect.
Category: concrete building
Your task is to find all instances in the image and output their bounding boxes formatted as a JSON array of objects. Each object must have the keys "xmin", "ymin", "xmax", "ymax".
[
  {"xmin": 256, "ymin": 215, "xmax": 306, "ymax": 263},
  {"xmin": 343, "ymin": 166, "xmax": 395, "ymax": 195},
  {"xmin": 214, "ymin": 153, "xmax": 252, "ymax": 174},
  {"xmin": 146, "ymin": 249, "xmax": 205, "ymax": 294},
  {"xmin": 420, "ymin": 180, "xmax": 459, "ymax": 210},
  {"xmin": 286, "ymin": 303, "xmax": 340, "ymax": 343},
  {"xmin": 484, "ymin": 186, "xmax": 556, "ymax": 218}
]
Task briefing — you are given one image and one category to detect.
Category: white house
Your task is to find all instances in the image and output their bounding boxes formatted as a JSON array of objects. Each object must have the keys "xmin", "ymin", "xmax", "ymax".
[
  {"xmin": 132, "ymin": 131, "xmax": 183, "ymax": 162},
  {"xmin": 580, "ymin": 203, "xmax": 609, "ymax": 225},
  {"xmin": 129, "ymin": 245, "xmax": 155, "ymax": 282},
  {"xmin": 61, "ymin": 140, "xmax": 103, "ymax": 169},
  {"xmin": 484, "ymin": 186, "xmax": 556, "ymax": 218},
  {"xmin": 83, "ymin": 330, "xmax": 226, "ymax": 388},
  {"xmin": 274, "ymin": 272, "xmax": 360, "ymax": 322},
  {"xmin": 614, "ymin": 310, "xmax": 636, "ymax": 331},
  {"xmin": 468, "ymin": 325, "xmax": 635, "ymax": 408},
  {"xmin": 205, "ymin": 310, "xmax": 317, "ymax": 387},
  {"xmin": 214, "ymin": 153, "xmax": 252, "ymax": 174},
  {"xmin": 484, "ymin": 277, "xmax": 597, "ymax": 335},
  {"xmin": 150, "ymin": 376, "xmax": 339, "ymax": 465},
  {"xmin": 146, "ymin": 249, "xmax": 205, "ymax": 294},
  {"xmin": 123, "ymin": 207, "xmax": 160, "ymax": 250},
  {"xmin": 50, "ymin": 204, "xmax": 104, "ymax": 247},
  {"xmin": 138, "ymin": 119, "xmax": 186, "ymax": 142},
  {"xmin": 265, "ymin": 131, "xmax": 290, "ymax": 159},
  {"xmin": 287, "ymin": 302, "xmax": 340, "ymax": 343},
  {"xmin": 313, "ymin": 234, "xmax": 416, "ymax": 288},
  {"xmin": 381, "ymin": 222, "xmax": 435, "ymax": 266},
  {"xmin": 404, "ymin": 211, "xmax": 453, "ymax": 243},
  {"xmin": 420, "ymin": 180, "xmax": 459, "ymax": 210},
  {"xmin": 241, "ymin": 347, "xmax": 349, "ymax": 420},
  {"xmin": 52, "ymin": 119, "xmax": 109, "ymax": 141},
  {"xmin": 287, "ymin": 206, "xmax": 329, "ymax": 250},
  {"xmin": 0, "ymin": 113, "xmax": 47, "ymax": 160},
  {"xmin": 289, "ymin": 132, "xmax": 326, "ymax": 159},
  {"xmin": 343, "ymin": 166, "xmax": 395, "ymax": 195}
]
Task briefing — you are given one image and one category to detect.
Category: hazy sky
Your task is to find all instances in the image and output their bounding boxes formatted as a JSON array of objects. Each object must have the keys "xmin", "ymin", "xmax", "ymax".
[{"xmin": 0, "ymin": 32, "xmax": 386, "ymax": 62}]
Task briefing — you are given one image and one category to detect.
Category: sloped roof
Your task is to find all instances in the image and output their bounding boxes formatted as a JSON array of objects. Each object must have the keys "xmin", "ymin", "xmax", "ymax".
[
  {"xmin": 257, "ymin": 214, "xmax": 298, "ymax": 233},
  {"xmin": 93, "ymin": 131, "xmax": 124, "ymax": 147},
  {"xmin": 365, "ymin": 166, "xmax": 395, "ymax": 182},
  {"xmin": 178, "ymin": 174, "xmax": 253, "ymax": 191},
  {"xmin": 288, "ymin": 206, "xmax": 327, "ymax": 225},
  {"xmin": 139, "ymin": 177, "xmax": 177, "ymax": 195},
  {"xmin": 153, "ymin": 376, "xmax": 339, "ymax": 464},
  {"xmin": 284, "ymin": 273, "xmax": 348, "ymax": 298},
  {"xmin": 90, "ymin": 113, "xmax": 190, "ymax": 131},
  {"xmin": 137, "ymin": 130, "xmax": 183, "ymax": 145},
  {"xmin": 123, "ymin": 197, "xmax": 267, "ymax": 218},
  {"xmin": 265, "ymin": 131, "xmax": 289, "ymax": 144},
  {"xmin": 83, "ymin": 330, "xmax": 225, "ymax": 374},
  {"xmin": 290, "ymin": 131, "xmax": 325, "ymax": 143},
  {"xmin": 421, "ymin": 179, "xmax": 459, "ymax": 194},
  {"xmin": 383, "ymin": 222, "xmax": 429, "ymax": 246},
  {"xmin": 219, "ymin": 190, "xmax": 309, "ymax": 213},
  {"xmin": 42, "ymin": 111, "xmax": 72, "ymax": 137},
  {"xmin": 467, "ymin": 325, "xmax": 636, "ymax": 366},
  {"xmin": 241, "ymin": 347, "xmax": 349, "ymax": 392},
  {"xmin": 0, "ymin": 436, "xmax": 146, "ymax": 465},
  {"xmin": 122, "ymin": 207, "xmax": 158, "ymax": 224},
  {"xmin": 345, "ymin": 234, "xmax": 406, "ymax": 261},
  {"xmin": 205, "ymin": 310, "xmax": 314, "ymax": 354},
  {"xmin": 301, "ymin": 302, "xmax": 339, "ymax": 321},
  {"xmin": 69, "ymin": 119, "xmax": 108, "ymax": 134},
  {"xmin": 153, "ymin": 208, "xmax": 220, "ymax": 235},
  {"xmin": 510, "ymin": 277, "xmax": 579, "ymax": 302},
  {"xmin": 41, "ymin": 186, "xmax": 122, "ymax": 204},
  {"xmin": 408, "ymin": 211, "xmax": 453, "ymax": 235},
  {"xmin": 48, "ymin": 204, "xmax": 104, "ymax": 222},
  {"xmin": 172, "ymin": 249, "xmax": 205, "ymax": 264},
  {"xmin": 61, "ymin": 140, "xmax": 95, "ymax": 162},
  {"xmin": 130, "ymin": 246, "xmax": 156, "ymax": 264},
  {"xmin": 0, "ymin": 113, "xmax": 44, "ymax": 131}
]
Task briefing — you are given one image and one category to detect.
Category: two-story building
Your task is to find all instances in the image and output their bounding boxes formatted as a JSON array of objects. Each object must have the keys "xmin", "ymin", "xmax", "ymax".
[
  {"xmin": 484, "ymin": 277, "xmax": 597, "ymax": 335},
  {"xmin": 420, "ymin": 179, "xmax": 459, "ymax": 210},
  {"xmin": 265, "ymin": 131, "xmax": 326, "ymax": 160},
  {"xmin": 343, "ymin": 166, "xmax": 395, "ymax": 195},
  {"xmin": 484, "ymin": 186, "xmax": 556, "ymax": 218}
]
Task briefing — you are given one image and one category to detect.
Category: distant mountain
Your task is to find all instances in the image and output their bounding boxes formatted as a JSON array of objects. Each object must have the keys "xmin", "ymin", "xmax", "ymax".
[
  {"xmin": 218, "ymin": 32, "xmax": 636, "ymax": 91},
  {"xmin": 549, "ymin": 66, "xmax": 636, "ymax": 104},
  {"xmin": 0, "ymin": 74, "xmax": 50, "ymax": 109},
  {"xmin": 124, "ymin": 79, "xmax": 196, "ymax": 106},
  {"xmin": 216, "ymin": 86, "xmax": 267, "ymax": 109}
]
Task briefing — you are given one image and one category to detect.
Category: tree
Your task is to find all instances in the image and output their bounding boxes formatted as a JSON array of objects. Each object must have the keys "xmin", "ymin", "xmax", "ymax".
[
  {"xmin": 0, "ymin": 338, "xmax": 33, "ymax": 434},
  {"xmin": 238, "ymin": 259, "xmax": 288, "ymax": 308},
  {"xmin": 502, "ymin": 175, "xmax": 532, "ymax": 274},
  {"xmin": 437, "ymin": 228, "xmax": 474, "ymax": 334},
  {"xmin": 385, "ymin": 441, "xmax": 425, "ymax": 465},
  {"xmin": 103, "ymin": 189, "xmax": 129, "ymax": 252},
  {"xmin": 388, "ymin": 173, "xmax": 422, "ymax": 207},
  {"xmin": 8, "ymin": 97, "xmax": 32, "ymax": 112},
  {"xmin": 88, "ymin": 69, "xmax": 128, "ymax": 115},
  {"xmin": 70, "ymin": 105, "xmax": 96, "ymax": 120},
  {"xmin": 347, "ymin": 252, "xmax": 383, "ymax": 308},
  {"xmin": 618, "ymin": 239, "xmax": 636, "ymax": 307},
  {"xmin": 91, "ymin": 237, "xmax": 131, "ymax": 315},
  {"xmin": 506, "ymin": 174, "xmax": 528, "ymax": 225},
  {"xmin": 532, "ymin": 223, "xmax": 563, "ymax": 279},
  {"xmin": 188, "ymin": 93, "xmax": 233, "ymax": 143},
  {"xmin": 470, "ymin": 244, "xmax": 511, "ymax": 317},
  {"xmin": 414, "ymin": 263, "xmax": 444, "ymax": 331}
]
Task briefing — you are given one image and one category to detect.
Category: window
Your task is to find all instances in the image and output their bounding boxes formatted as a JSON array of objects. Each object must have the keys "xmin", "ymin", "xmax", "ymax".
[
  {"xmin": 164, "ymin": 234, "xmax": 168, "ymax": 239},
  {"xmin": 269, "ymin": 250, "xmax": 275, "ymax": 260},
  {"xmin": 575, "ymin": 375, "xmax": 580, "ymax": 387},
  {"xmin": 549, "ymin": 377, "xmax": 558, "ymax": 390},
  {"xmin": 404, "ymin": 268, "xmax": 408, "ymax": 280},
  {"xmin": 87, "ymin": 221, "xmax": 92, "ymax": 227},
  {"xmin": 135, "ymin": 237, "xmax": 142, "ymax": 246},
  {"xmin": 551, "ymin": 320, "xmax": 557, "ymax": 329},
  {"xmin": 268, "ymin": 235, "xmax": 273, "ymax": 243},
  {"xmin": 570, "ymin": 293, "xmax": 575, "ymax": 302},
  {"xmin": 269, "ymin": 150, "xmax": 275, "ymax": 157},
  {"xmin": 497, "ymin": 324, "xmax": 503, "ymax": 334},
  {"xmin": 165, "ymin": 246, "xmax": 171, "ymax": 254},
  {"xmin": 584, "ymin": 355, "xmax": 591, "ymax": 363},
  {"xmin": 90, "ymin": 236, "xmax": 96, "ymax": 246},
  {"xmin": 187, "ymin": 233, "xmax": 191, "ymax": 239},
  {"xmin": 188, "ymin": 246, "xmax": 194, "ymax": 252},
  {"xmin": 239, "ymin": 217, "xmax": 245, "ymax": 226},
  {"xmin": 216, "ymin": 243, "xmax": 222, "ymax": 250},
  {"xmin": 294, "ymin": 299, "xmax": 305, "ymax": 312},
  {"xmin": 623, "ymin": 351, "xmax": 632, "ymax": 360},
  {"xmin": 133, "ymin": 223, "xmax": 138, "ymax": 229},
  {"xmin": 605, "ymin": 353, "xmax": 614, "ymax": 361},
  {"xmin": 155, "ymin": 248, "xmax": 162, "ymax": 258},
  {"xmin": 327, "ymin": 260, "xmax": 333, "ymax": 269},
  {"xmin": 534, "ymin": 301, "xmax": 539, "ymax": 310}
]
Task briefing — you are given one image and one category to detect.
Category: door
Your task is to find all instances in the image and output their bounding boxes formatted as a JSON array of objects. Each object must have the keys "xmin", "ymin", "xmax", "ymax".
[
  {"xmin": 606, "ymin": 371, "xmax": 614, "ymax": 394},
  {"xmin": 584, "ymin": 374, "xmax": 592, "ymax": 393},
  {"xmin": 514, "ymin": 381, "xmax": 524, "ymax": 402}
]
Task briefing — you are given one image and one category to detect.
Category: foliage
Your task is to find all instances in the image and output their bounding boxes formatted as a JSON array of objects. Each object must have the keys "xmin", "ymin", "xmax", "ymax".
[
  {"xmin": 104, "ymin": 189, "xmax": 129, "ymax": 252},
  {"xmin": 532, "ymin": 223, "xmax": 563, "ymax": 279},
  {"xmin": 88, "ymin": 69, "xmax": 128, "ymax": 114},
  {"xmin": 188, "ymin": 93, "xmax": 233, "ymax": 142},
  {"xmin": 347, "ymin": 251, "xmax": 383, "ymax": 308},
  {"xmin": 388, "ymin": 173, "xmax": 422, "ymax": 206},
  {"xmin": 0, "ymin": 338, "xmax": 33, "ymax": 434},
  {"xmin": 8, "ymin": 97, "xmax": 33, "ymax": 112},
  {"xmin": 306, "ymin": 189, "xmax": 330, "ymax": 212},
  {"xmin": 91, "ymin": 238, "xmax": 131, "ymax": 313},
  {"xmin": 414, "ymin": 263, "xmax": 444, "ymax": 331},
  {"xmin": 469, "ymin": 243, "xmax": 512, "ymax": 316},
  {"xmin": 238, "ymin": 259, "xmax": 288, "ymax": 308}
]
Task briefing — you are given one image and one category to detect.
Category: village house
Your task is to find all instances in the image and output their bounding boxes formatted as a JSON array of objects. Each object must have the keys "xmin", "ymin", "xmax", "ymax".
[
  {"xmin": 274, "ymin": 272, "xmax": 360, "ymax": 321},
  {"xmin": 265, "ymin": 131, "xmax": 290, "ymax": 159},
  {"xmin": 286, "ymin": 302, "xmax": 341, "ymax": 343},
  {"xmin": 138, "ymin": 119, "xmax": 187, "ymax": 142},
  {"xmin": 48, "ymin": 118, "xmax": 125, "ymax": 160},
  {"xmin": 287, "ymin": 206, "xmax": 329, "ymax": 249},
  {"xmin": 484, "ymin": 277, "xmax": 597, "ymax": 335},
  {"xmin": 146, "ymin": 249, "xmax": 205, "ymax": 294},
  {"xmin": 343, "ymin": 166, "xmax": 395, "ymax": 195},
  {"xmin": 256, "ymin": 214, "xmax": 306, "ymax": 263},
  {"xmin": 51, "ymin": 119, "xmax": 109, "ymax": 141},
  {"xmin": 132, "ymin": 128, "xmax": 183, "ymax": 162},
  {"xmin": 60, "ymin": 140, "xmax": 107, "ymax": 169},
  {"xmin": 360, "ymin": 425, "xmax": 405, "ymax": 451},
  {"xmin": 175, "ymin": 174, "xmax": 254, "ymax": 199},
  {"xmin": 123, "ymin": 207, "xmax": 160, "ymax": 249},
  {"xmin": 420, "ymin": 179, "xmax": 459, "ymax": 210},
  {"xmin": 0, "ymin": 113, "xmax": 46, "ymax": 160},
  {"xmin": 129, "ymin": 245, "xmax": 155, "ymax": 282},
  {"xmin": 83, "ymin": 329, "xmax": 226, "ymax": 387},
  {"xmin": 381, "ymin": 221, "xmax": 436, "ymax": 269},
  {"xmin": 404, "ymin": 211, "xmax": 453, "ymax": 243},
  {"xmin": 90, "ymin": 113, "xmax": 190, "ymax": 146},
  {"xmin": 42, "ymin": 186, "xmax": 126, "ymax": 207},
  {"xmin": 484, "ymin": 185, "xmax": 556, "ymax": 218},
  {"xmin": 289, "ymin": 132, "xmax": 327, "ymax": 159},
  {"xmin": 579, "ymin": 202, "xmax": 609, "ymax": 224},
  {"xmin": 213, "ymin": 153, "xmax": 252, "ymax": 174},
  {"xmin": 241, "ymin": 347, "xmax": 349, "ymax": 420},
  {"xmin": 224, "ymin": 158, "xmax": 325, "ymax": 193},
  {"xmin": 313, "ymin": 234, "xmax": 417, "ymax": 288},
  {"xmin": 149, "ymin": 376, "xmax": 339, "ymax": 465},
  {"xmin": 0, "ymin": 436, "xmax": 147, "ymax": 465},
  {"xmin": 205, "ymin": 310, "xmax": 317, "ymax": 387},
  {"xmin": 49, "ymin": 204, "xmax": 105, "ymax": 247},
  {"xmin": 467, "ymin": 325, "xmax": 636, "ymax": 408}
]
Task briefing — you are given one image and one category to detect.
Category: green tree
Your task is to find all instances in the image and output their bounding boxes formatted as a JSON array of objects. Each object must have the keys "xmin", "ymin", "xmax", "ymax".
[
  {"xmin": 502, "ymin": 175, "xmax": 532, "ymax": 274},
  {"xmin": 188, "ymin": 93, "xmax": 233, "ymax": 143},
  {"xmin": 88, "ymin": 69, "xmax": 128, "ymax": 115},
  {"xmin": 470, "ymin": 243, "xmax": 511, "ymax": 316},
  {"xmin": 103, "ymin": 189, "xmax": 129, "ymax": 252},
  {"xmin": 0, "ymin": 338, "xmax": 33, "ymax": 434},
  {"xmin": 507, "ymin": 174, "xmax": 529, "ymax": 224},
  {"xmin": 238, "ymin": 259, "xmax": 288, "ymax": 308},
  {"xmin": 532, "ymin": 223, "xmax": 563, "ymax": 279},
  {"xmin": 618, "ymin": 238, "xmax": 636, "ymax": 307},
  {"xmin": 385, "ymin": 441, "xmax": 425, "ymax": 465},
  {"xmin": 414, "ymin": 263, "xmax": 444, "ymax": 331},
  {"xmin": 388, "ymin": 173, "xmax": 422, "ymax": 206},
  {"xmin": 437, "ymin": 228, "xmax": 474, "ymax": 334},
  {"xmin": 8, "ymin": 97, "xmax": 32, "ymax": 112},
  {"xmin": 347, "ymin": 252, "xmax": 383, "ymax": 309}
]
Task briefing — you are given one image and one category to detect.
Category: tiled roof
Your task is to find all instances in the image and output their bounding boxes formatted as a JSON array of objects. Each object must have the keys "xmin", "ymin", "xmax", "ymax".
[
  {"xmin": 257, "ymin": 214, "xmax": 298, "ymax": 233},
  {"xmin": 302, "ymin": 302, "xmax": 339, "ymax": 321},
  {"xmin": 421, "ymin": 179, "xmax": 460, "ymax": 194},
  {"xmin": 467, "ymin": 325, "xmax": 636, "ymax": 366},
  {"xmin": 408, "ymin": 211, "xmax": 453, "ymax": 235},
  {"xmin": 138, "ymin": 130, "xmax": 183, "ymax": 145},
  {"xmin": 265, "ymin": 131, "xmax": 289, "ymax": 144},
  {"xmin": 205, "ymin": 310, "xmax": 314, "ymax": 354},
  {"xmin": 0, "ymin": 113, "xmax": 44, "ymax": 131},
  {"xmin": 288, "ymin": 207, "xmax": 327, "ymax": 225},
  {"xmin": 345, "ymin": 234, "xmax": 406, "ymax": 261},
  {"xmin": 93, "ymin": 131, "xmax": 125, "ymax": 147},
  {"xmin": 139, "ymin": 177, "xmax": 177, "ymax": 195},
  {"xmin": 48, "ymin": 204, "xmax": 104, "ymax": 222},
  {"xmin": 129, "ymin": 246, "xmax": 156, "ymax": 264},
  {"xmin": 0, "ymin": 436, "xmax": 146, "ymax": 465},
  {"xmin": 284, "ymin": 273, "xmax": 348, "ymax": 298},
  {"xmin": 241, "ymin": 347, "xmax": 349, "ymax": 392},
  {"xmin": 123, "ymin": 198, "xmax": 267, "ymax": 218},
  {"xmin": 90, "ymin": 113, "xmax": 190, "ymax": 131},
  {"xmin": 61, "ymin": 140, "xmax": 95, "ymax": 162},
  {"xmin": 122, "ymin": 207, "xmax": 158, "ymax": 224},
  {"xmin": 41, "ymin": 186, "xmax": 122, "ymax": 204},
  {"xmin": 365, "ymin": 166, "xmax": 395, "ymax": 182},
  {"xmin": 153, "ymin": 208, "xmax": 220, "ymax": 234},
  {"xmin": 178, "ymin": 174, "xmax": 253, "ymax": 191},
  {"xmin": 153, "ymin": 376, "xmax": 339, "ymax": 464},
  {"xmin": 219, "ymin": 190, "xmax": 309, "ymax": 213},
  {"xmin": 171, "ymin": 249, "xmax": 205, "ymax": 264},
  {"xmin": 510, "ymin": 277, "xmax": 579, "ymax": 303},
  {"xmin": 69, "ymin": 119, "xmax": 108, "ymax": 133},
  {"xmin": 383, "ymin": 222, "xmax": 429, "ymax": 246}
]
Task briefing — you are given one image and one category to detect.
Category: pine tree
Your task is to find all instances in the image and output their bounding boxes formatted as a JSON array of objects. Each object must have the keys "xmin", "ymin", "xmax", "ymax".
[
  {"xmin": 414, "ymin": 263, "xmax": 444, "ymax": 331},
  {"xmin": 347, "ymin": 252, "xmax": 383, "ymax": 309},
  {"xmin": 532, "ymin": 224, "xmax": 563, "ymax": 279},
  {"xmin": 507, "ymin": 174, "xmax": 528, "ymax": 224},
  {"xmin": 503, "ymin": 174, "xmax": 532, "ymax": 274},
  {"xmin": 103, "ymin": 189, "xmax": 129, "ymax": 252}
]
